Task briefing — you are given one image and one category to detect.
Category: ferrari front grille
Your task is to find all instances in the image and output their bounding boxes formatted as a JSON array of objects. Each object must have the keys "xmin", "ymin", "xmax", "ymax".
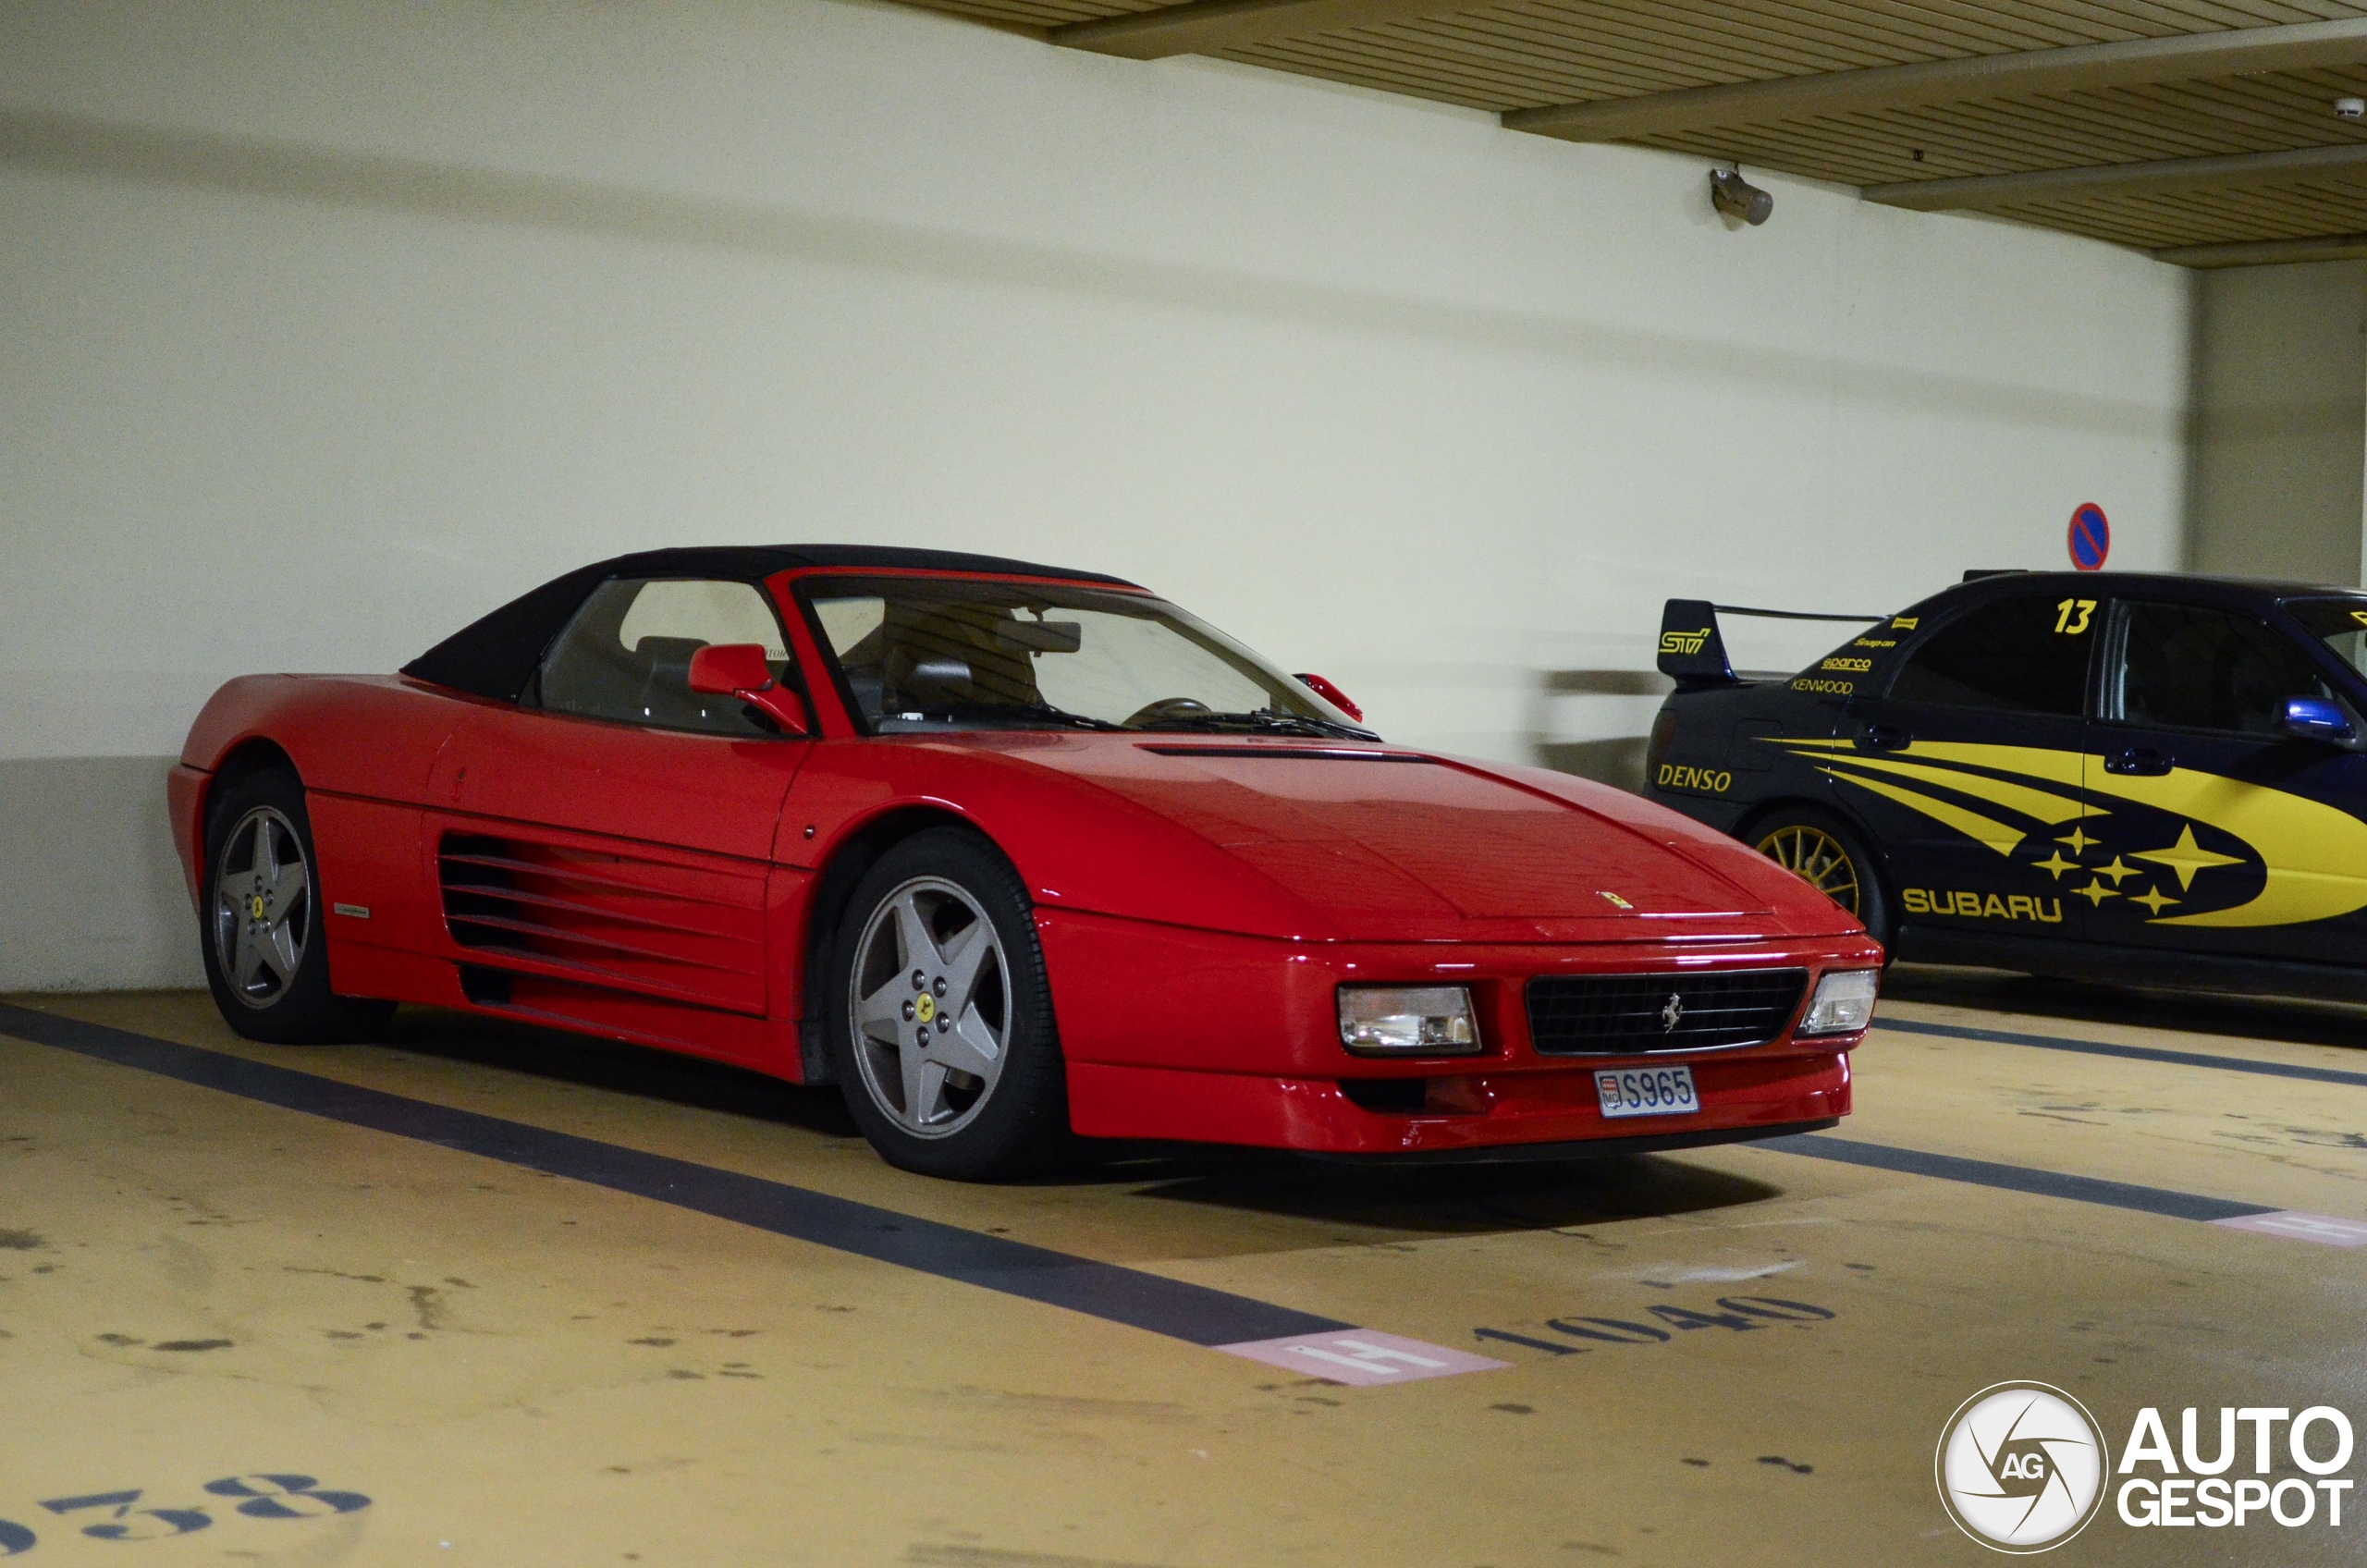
[{"xmin": 1525, "ymin": 968, "xmax": 1809, "ymax": 1056}]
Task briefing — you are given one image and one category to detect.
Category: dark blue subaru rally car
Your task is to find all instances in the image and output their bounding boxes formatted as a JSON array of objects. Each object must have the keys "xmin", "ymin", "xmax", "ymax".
[{"xmin": 1645, "ymin": 570, "xmax": 2367, "ymax": 999}]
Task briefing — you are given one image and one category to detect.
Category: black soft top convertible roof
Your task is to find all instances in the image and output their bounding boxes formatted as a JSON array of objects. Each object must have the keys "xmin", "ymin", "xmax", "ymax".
[{"xmin": 401, "ymin": 545, "xmax": 1139, "ymax": 704}]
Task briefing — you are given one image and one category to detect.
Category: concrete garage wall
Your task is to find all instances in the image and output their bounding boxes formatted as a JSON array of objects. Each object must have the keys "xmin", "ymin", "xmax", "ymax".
[
  {"xmin": 2185, "ymin": 260, "xmax": 2367, "ymax": 587},
  {"xmin": 0, "ymin": 0, "xmax": 2191, "ymax": 990}
]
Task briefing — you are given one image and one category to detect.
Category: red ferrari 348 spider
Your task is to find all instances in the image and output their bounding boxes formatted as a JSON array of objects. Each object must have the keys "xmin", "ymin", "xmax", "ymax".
[{"xmin": 170, "ymin": 545, "xmax": 1879, "ymax": 1178}]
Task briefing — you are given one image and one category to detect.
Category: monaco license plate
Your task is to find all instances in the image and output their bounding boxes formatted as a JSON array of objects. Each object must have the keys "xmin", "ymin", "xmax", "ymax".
[{"xmin": 1595, "ymin": 1064, "xmax": 1700, "ymax": 1119}]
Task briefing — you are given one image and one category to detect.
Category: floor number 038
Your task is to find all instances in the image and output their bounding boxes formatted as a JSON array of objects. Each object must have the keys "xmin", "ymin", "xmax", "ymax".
[{"xmin": 0, "ymin": 1473, "xmax": 370, "ymax": 1555}]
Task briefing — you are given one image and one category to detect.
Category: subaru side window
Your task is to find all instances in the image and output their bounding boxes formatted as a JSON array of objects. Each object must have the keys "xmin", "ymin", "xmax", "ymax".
[
  {"xmin": 1886, "ymin": 594, "xmax": 2094, "ymax": 717},
  {"xmin": 2111, "ymin": 602, "xmax": 2335, "ymax": 737},
  {"xmin": 533, "ymin": 577, "xmax": 797, "ymax": 737}
]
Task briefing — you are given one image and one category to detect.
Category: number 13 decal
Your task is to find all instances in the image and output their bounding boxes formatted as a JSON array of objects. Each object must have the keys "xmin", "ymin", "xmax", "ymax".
[{"xmin": 2054, "ymin": 597, "xmax": 2096, "ymax": 635}]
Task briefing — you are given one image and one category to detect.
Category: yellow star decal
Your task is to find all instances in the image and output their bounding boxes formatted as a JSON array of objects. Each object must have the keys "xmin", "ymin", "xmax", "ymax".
[
  {"xmin": 2091, "ymin": 856, "xmax": 2140, "ymax": 886},
  {"xmin": 2032, "ymin": 851, "xmax": 2079, "ymax": 880},
  {"xmin": 2056, "ymin": 826, "xmax": 2101, "ymax": 856},
  {"xmin": 2129, "ymin": 884, "xmax": 2179, "ymax": 916},
  {"xmin": 2072, "ymin": 879, "xmax": 2118, "ymax": 906},
  {"xmin": 2129, "ymin": 824, "xmax": 2245, "ymax": 892}
]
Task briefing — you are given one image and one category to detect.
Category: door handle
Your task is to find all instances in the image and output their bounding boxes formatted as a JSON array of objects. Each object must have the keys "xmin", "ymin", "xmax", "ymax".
[
  {"xmin": 1858, "ymin": 724, "xmax": 1908, "ymax": 752},
  {"xmin": 2104, "ymin": 747, "xmax": 2172, "ymax": 777}
]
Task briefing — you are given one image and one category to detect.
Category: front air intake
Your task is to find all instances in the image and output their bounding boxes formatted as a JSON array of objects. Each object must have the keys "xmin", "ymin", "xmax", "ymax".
[{"xmin": 1526, "ymin": 969, "xmax": 1809, "ymax": 1056}]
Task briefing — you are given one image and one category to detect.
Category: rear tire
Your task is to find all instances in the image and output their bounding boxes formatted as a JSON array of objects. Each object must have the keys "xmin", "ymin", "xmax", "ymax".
[
  {"xmin": 1750, "ymin": 806, "xmax": 1895, "ymax": 956},
  {"xmin": 825, "ymin": 827, "xmax": 1070, "ymax": 1181},
  {"xmin": 199, "ymin": 767, "xmax": 394, "ymax": 1044}
]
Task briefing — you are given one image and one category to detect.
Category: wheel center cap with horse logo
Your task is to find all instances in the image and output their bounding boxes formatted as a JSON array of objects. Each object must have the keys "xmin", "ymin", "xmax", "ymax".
[
  {"xmin": 249, "ymin": 894, "xmax": 267, "ymax": 921},
  {"xmin": 914, "ymin": 993, "xmax": 936, "ymax": 1024}
]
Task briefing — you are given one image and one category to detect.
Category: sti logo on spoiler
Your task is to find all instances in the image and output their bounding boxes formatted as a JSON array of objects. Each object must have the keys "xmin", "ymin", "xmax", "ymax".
[{"xmin": 1660, "ymin": 626, "xmax": 1713, "ymax": 656}]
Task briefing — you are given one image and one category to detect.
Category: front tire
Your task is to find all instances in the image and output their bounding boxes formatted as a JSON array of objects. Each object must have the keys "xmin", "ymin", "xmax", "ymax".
[
  {"xmin": 1751, "ymin": 806, "xmax": 1895, "ymax": 955},
  {"xmin": 825, "ymin": 827, "xmax": 1070, "ymax": 1180},
  {"xmin": 199, "ymin": 768, "xmax": 394, "ymax": 1044}
]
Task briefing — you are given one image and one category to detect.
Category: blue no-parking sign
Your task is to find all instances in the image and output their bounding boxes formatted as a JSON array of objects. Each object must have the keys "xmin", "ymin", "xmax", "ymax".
[{"xmin": 2068, "ymin": 504, "xmax": 2109, "ymax": 570}]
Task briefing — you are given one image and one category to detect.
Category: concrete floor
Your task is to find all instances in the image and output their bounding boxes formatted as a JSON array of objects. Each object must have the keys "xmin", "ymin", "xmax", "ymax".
[{"xmin": 2, "ymin": 969, "xmax": 2364, "ymax": 1566}]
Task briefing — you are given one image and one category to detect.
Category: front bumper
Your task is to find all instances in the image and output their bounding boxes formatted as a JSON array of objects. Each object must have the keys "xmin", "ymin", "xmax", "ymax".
[
  {"xmin": 1040, "ymin": 910, "xmax": 1875, "ymax": 1155},
  {"xmin": 1067, "ymin": 1049, "xmax": 1850, "ymax": 1155}
]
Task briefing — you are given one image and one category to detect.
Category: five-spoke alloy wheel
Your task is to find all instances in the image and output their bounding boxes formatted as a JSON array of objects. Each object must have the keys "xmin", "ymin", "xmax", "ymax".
[
  {"xmin": 212, "ymin": 805, "xmax": 313, "ymax": 1010},
  {"xmin": 198, "ymin": 767, "xmax": 394, "ymax": 1044},
  {"xmin": 827, "ymin": 827, "xmax": 1068, "ymax": 1179},
  {"xmin": 849, "ymin": 876, "xmax": 1012, "ymax": 1138}
]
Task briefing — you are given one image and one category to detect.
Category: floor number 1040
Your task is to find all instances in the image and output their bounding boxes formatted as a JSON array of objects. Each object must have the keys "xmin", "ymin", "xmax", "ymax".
[{"xmin": 1473, "ymin": 1295, "xmax": 1836, "ymax": 1357}]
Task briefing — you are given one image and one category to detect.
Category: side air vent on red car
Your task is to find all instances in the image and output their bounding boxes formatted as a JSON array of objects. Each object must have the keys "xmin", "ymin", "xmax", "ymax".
[
  {"xmin": 1526, "ymin": 969, "xmax": 1809, "ymax": 1056},
  {"xmin": 435, "ymin": 832, "xmax": 767, "ymax": 1016}
]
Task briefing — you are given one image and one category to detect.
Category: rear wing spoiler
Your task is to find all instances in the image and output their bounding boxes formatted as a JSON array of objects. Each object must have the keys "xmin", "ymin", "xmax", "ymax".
[{"xmin": 1657, "ymin": 598, "xmax": 1889, "ymax": 687}]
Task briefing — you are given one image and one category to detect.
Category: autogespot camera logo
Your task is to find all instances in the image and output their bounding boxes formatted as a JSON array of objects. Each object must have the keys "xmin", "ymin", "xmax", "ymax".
[{"xmin": 1936, "ymin": 1382, "xmax": 2112, "ymax": 1552}]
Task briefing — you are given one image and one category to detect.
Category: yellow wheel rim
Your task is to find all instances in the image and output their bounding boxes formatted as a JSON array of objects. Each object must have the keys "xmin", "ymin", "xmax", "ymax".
[{"xmin": 1756, "ymin": 824, "xmax": 1861, "ymax": 916}]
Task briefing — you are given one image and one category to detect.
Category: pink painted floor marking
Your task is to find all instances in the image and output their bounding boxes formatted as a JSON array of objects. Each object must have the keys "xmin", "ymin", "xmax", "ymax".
[
  {"xmin": 2213, "ymin": 1210, "xmax": 2367, "ymax": 1246},
  {"xmin": 1216, "ymin": 1329, "xmax": 1510, "ymax": 1386}
]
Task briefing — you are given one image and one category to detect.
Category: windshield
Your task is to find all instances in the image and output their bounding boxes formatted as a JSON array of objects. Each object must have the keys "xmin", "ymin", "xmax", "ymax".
[
  {"xmin": 2284, "ymin": 597, "xmax": 2367, "ymax": 680},
  {"xmin": 796, "ymin": 576, "xmax": 1374, "ymax": 739}
]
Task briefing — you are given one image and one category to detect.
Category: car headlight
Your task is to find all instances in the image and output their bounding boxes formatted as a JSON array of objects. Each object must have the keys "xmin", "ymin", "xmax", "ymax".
[
  {"xmin": 1337, "ymin": 986, "xmax": 1481, "ymax": 1056},
  {"xmin": 1797, "ymin": 968, "xmax": 1879, "ymax": 1035}
]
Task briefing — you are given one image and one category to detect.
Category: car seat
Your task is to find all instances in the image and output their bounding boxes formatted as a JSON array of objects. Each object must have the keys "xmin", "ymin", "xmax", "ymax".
[
  {"xmin": 877, "ymin": 601, "xmax": 1040, "ymax": 712},
  {"xmin": 633, "ymin": 635, "xmax": 720, "ymax": 729}
]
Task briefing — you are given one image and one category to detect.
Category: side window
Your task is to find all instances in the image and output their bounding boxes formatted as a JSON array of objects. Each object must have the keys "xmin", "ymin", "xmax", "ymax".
[
  {"xmin": 1886, "ymin": 594, "xmax": 2095, "ymax": 717},
  {"xmin": 535, "ymin": 578, "xmax": 796, "ymax": 736},
  {"xmin": 2114, "ymin": 602, "xmax": 2333, "ymax": 736}
]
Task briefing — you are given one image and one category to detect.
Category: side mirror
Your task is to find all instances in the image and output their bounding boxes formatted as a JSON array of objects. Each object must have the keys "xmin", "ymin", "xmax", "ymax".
[
  {"xmin": 1293, "ymin": 672, "xmax": 1362, "ymax": 722},
  {"xmin": 688, "ymin": 643, "xmax": 811, "ymax": 736},
  {"xmin": 2280, "ymin": 695, "xmax": 2355, "ymax": 742}
]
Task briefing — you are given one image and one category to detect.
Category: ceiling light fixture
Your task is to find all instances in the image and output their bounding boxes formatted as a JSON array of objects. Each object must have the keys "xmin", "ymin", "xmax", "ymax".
[{"xmin": 1709, "ymin": 166, "xmax": 1774, "ymax": 226}]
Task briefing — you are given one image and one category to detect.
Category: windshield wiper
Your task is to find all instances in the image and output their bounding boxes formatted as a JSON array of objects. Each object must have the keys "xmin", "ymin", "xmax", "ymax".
[
  {"xmin": 902, "ymin": 701, "xmax": 1126, "ymax": 732},
  {"xmin": 1138, "ymin": 709, "xmax": 1380, "ymax": 741}
]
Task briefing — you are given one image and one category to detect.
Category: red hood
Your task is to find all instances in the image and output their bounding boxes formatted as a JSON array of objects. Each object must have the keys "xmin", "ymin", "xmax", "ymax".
[{"xmin": 1005, "ymin": 738, "xmax": 1784, "ymax": 938}]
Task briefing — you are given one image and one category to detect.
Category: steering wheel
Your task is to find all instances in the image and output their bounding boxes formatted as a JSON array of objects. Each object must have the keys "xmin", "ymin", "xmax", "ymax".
[{"xmin": 1123, "ymin": 696, "xmax": 1213, "ymax": 729}]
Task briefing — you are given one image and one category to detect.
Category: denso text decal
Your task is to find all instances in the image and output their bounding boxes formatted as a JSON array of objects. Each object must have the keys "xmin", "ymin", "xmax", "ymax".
[{"xmin": 1657, "ymin": 765, "xmax": 1731, "ymax": 795}]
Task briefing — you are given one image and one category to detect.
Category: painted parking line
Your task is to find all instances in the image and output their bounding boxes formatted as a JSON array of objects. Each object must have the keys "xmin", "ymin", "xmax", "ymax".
[
  {"xmin": 1873, "ymin": 1014, "xmax": 2367, "ymax": 1089},
  {"xmin": 6, "ymin": 997, "xmax": 2349, "ymax": 1391},
  {"xmin": 1760, "ymin": 1132, "xmax": 2274, "ymax": 1221},
  {"xmin": 0, "ymin": 1003, "xmax": 1359, "ymax": 1353},
  {"xmin": 1762, "ymin": 1133, "xmax": 2367, "ymax": 1244}
]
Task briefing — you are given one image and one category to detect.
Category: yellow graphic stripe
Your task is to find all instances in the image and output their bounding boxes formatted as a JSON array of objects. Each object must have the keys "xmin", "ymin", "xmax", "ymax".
[
  {"xmin": 1812, "ymin": 767, "xmax": 2025, "ymax": 857},
  {"xmin": 1859, "ymin": 740, "xmax": 2087, "ymax": 790},
  {"xmin": 1760, "ymin": 735, "xmax": 2367, "ymax": 927},
  {"xmin": 1791, "ymin": 738, "xmax": 2367, "ymax": 931},
  {"xmin": 1850, "ymin": 741, "xmax": 2367, "ymax": 927},
  {"xmin": 1813, "ymin": 753, "xmax": 2094, "ymax": 827},
  {"xmin": 2086, "ymin": 767, "xmax": 2367, "ymax": 929}
]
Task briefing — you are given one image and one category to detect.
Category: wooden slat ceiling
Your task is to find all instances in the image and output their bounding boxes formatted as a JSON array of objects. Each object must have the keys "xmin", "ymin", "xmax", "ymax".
[{"xmin": 895, "ymin": 0, "xmax": 2367, "ymax": 263}]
